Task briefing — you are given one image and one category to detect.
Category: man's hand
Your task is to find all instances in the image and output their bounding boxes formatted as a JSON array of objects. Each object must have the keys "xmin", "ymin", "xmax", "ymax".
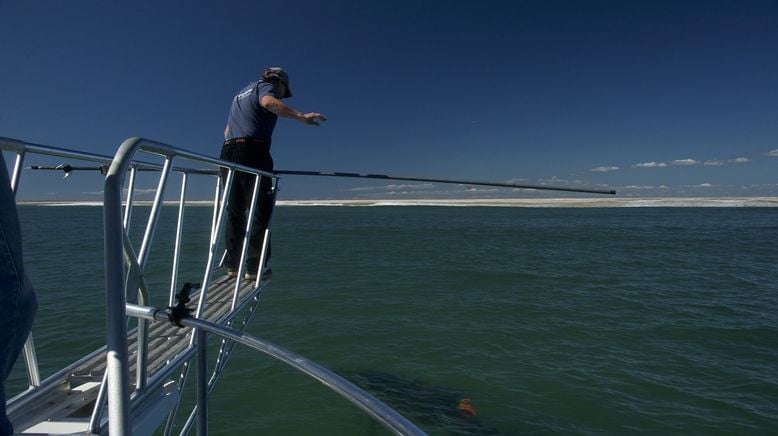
[{"xmin": 299, "ymin": 113, "xmax": 327, "ymax": 126}]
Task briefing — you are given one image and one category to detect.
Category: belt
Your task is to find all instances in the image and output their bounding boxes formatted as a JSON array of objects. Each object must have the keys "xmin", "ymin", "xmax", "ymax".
[{"xmin": 223, "ymin": 137, "xmax": 269, "ymax": 146}]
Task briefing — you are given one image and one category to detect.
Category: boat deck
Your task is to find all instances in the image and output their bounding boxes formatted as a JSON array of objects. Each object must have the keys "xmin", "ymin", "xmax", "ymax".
[{"xmin": 10, "ymin": 274, "xmax": 266, "ymax": 434}]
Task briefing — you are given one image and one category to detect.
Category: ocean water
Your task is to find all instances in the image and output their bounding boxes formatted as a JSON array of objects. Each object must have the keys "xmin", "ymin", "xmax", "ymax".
[{"xmin": 8, "ymin": 205, "xmax": 778, "ymax": 435}]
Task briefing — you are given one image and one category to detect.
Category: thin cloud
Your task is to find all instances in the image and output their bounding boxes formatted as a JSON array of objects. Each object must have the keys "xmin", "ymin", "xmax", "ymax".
[
  {"xmin": 766, "ymin": 149, "xmax": 778, "ymax": 157},
  {"xmin": 633, "ymin": 161, "xmax": 668, "ymax": 168},
  {"xmin": 464, "ymin": 187, "xmax": 498, "ymax": 192},
  {"xmin": 615, "ymin": 184, "xmax": 670, "ymax": 190},
  {"xmin": 538, "ymin": 176, "xmax": 565, "ymax": 184},
  {"xmin": 363, "ymin": 185, "xmax": 503, "ymax": 199},
  {"xmin": 590, "ymin": 166, "xmax": 620, "ymax": 173},
  {"xmin": 618, "ymin": 185, "xmax": 658, "ymax": 189},
  {"xmin": 671, "ymin": 158, "xmax": 698, "ymax": 166},
  {"xmin": 636, "ymin": 157, "xmax": 745, "ymax": 169},
  {"xmin": 704, "ymin": 157, "xmax": 749, "ymax": 166}
]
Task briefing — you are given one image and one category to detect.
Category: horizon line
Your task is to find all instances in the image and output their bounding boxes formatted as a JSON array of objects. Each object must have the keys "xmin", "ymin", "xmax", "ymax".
[{"xmin": 16, "ymin": 196, "xmax": 778, "ymax": 207}]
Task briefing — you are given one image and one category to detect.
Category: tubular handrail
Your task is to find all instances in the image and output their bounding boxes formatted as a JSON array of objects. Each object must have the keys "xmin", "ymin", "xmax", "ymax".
[
  {"xmin": 3, "ymin": 135, "xmax": 424, "ymax": 435},
  {"xmin": 0, "ymin": 136, "xmax": 168, "ymax": 425},
  {"xmin": 1, "ymin": 136, "xmax": 133, "ymax": 394},
  {"xmin": 2, "ymin": 135, "xmax": 282, "ymax": 433},
  {"xmin": 0, "ymin": 135, "xmax": 241, "ymax": 177},
  {"xmin": 103, "ymin": 136, "xmax": 281, "ymax": 435},
  {"xmin": 125, "ymin": 303, "xmax": 427, "ymax": 436},
  {"xmin": 0, "ymin": 136, "xmax": 117, "ymax": 163}
]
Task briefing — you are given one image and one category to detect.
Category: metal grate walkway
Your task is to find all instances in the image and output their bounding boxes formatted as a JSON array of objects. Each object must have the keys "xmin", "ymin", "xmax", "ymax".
[{"xmin": 10, "ymin": 274, "xmax": 267, "ymax": 434}]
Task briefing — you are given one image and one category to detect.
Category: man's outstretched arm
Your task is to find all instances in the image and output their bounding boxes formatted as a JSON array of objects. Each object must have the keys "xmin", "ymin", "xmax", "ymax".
[{"xmin": 260, "ymin": 95, "xmax": 327, "ymax": 126}]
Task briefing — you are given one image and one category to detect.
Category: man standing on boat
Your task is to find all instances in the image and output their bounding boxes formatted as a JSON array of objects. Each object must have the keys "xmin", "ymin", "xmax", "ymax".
[
  {"xmin": 0, "ymin": 152, "xmax": 38, "ymax": 436},
  {"xmin": 221, "ymin": 67, "xmax": 326, "ymax": 279}
]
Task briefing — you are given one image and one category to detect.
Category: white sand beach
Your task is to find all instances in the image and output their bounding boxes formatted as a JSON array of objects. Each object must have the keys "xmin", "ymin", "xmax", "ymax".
[{"xmin": 276, "ymin": 197, "xmax": 778, "ymax": 207}]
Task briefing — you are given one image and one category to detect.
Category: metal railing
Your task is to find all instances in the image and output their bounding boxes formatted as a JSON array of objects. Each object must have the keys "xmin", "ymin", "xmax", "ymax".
[
  {"xmin": 126, "ymin": 303, "xmax": 426, "ymax": 436},
  {"xmin": 103, "ymin": 137, "xmax": 425, "ymax": 435},
  {"xmin": 1, "ymin": 136, "xmax": 125, "ymax": 393},
  {"xmin": 1, "ymin": 136, "xmax": 278, "ymax": 433},
  {"xmin": 2, "ymin": 135, "xmax": 425, "ymax": 435},
  {"xmin": 102, "ymin": 137, "xmax": 280, "ymax": 435}
]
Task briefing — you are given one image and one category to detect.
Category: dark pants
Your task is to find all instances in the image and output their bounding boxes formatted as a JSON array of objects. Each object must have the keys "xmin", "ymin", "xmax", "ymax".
[
  {"xmin": 1, "ymin": 153, "xmax": 37, "ymax": 436},
  {"xmin": 219, "ymin": 142, "xmax": 275, "ymax": 273}
]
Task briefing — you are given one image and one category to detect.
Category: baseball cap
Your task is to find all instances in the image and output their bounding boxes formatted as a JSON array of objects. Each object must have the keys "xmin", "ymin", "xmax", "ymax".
[{"xmin": 262, "ymin": 67, "xmax": 292, "ymax": 98}]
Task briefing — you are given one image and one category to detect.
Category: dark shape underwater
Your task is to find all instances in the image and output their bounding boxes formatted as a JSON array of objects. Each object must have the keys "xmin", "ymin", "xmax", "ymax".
[{"xmin": 344, "ymin": 371, "xmax": 500, "ymax": 435}]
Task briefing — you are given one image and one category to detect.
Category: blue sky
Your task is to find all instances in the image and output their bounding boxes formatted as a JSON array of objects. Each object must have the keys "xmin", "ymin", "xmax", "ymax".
[{"xmin": 1, "ymin": 0, "xmax": 777, "ymax": 200}]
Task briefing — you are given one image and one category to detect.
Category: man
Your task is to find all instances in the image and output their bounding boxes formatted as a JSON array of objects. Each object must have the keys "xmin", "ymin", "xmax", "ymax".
[
  {"xmin": 221, "ymin": 67, "xmax": 326, "ymax": 279},
  {"xmin": 0, "ymin": 152, "xmax": 38, "ymax": 436}
]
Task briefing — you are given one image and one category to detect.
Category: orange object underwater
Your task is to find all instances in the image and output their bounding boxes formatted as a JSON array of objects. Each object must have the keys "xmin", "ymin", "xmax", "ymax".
[{"xmin": 457, "ymin": 398, "xmax": 477, "ymax": 416}]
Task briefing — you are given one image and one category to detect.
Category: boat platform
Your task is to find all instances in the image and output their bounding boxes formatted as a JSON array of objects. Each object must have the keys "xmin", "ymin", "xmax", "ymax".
[{"xmin": 9, "ymin": 275, "xmax": 267, "ymax": 434}]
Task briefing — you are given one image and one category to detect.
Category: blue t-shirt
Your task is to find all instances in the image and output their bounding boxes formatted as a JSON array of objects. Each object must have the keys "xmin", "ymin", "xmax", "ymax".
[{"xmin": 225, "ymin": 80, "xmax": 281, "ymax": 144}]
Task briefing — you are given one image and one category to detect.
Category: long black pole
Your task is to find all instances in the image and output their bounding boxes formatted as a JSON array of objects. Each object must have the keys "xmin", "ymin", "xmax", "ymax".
[
  {"xmin": 274, "ymin": 170, "xmax": 616, "ymax": 195},
  {"xmin": 29, "ymin": 165, "xmax": 616, "ymax": 195}
]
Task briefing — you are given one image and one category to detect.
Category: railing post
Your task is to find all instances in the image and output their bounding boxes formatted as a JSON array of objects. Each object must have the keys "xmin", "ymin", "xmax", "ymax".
[
  {"xmin": 21, "ymin": 337, "xmax": 41, "ymax": 388},
  {"xmin": 232, "ymin": 173, "xmax": 262, "ymax": 308},
  {"xmin": 196, "ymin": 328, "xmax": 208, "ymax": 436},
  {"xmin": 10, "ymin": 151, "xmax": 25, "ymax": 193},
  {"xmin": 194, "ymin": 169, "xmax": 234, "ymax": 321},
  {"xmin": 210, "ymin": 175, "xmax": 222, "ymax": 245},
  {"xmin": 133, "ymin": 157, "xmax": 172, "ymax": 393},
  {"xmin": 123, "ymin": 166, "xmax": 137, "ymax": 231},
  {"xmin": 104, "ymin": 137, "xmax": 143, "ymax": 436},
  {"xmin": 254, "ymin": 178, "xmax": 280, "ymax": 288},
  {"xmin": 88, "ymin": 373, "xmax": 109, "ymax": 433},
  {"xmin": 137, "ymin": 157, "xmax": 172, "ymax": 268},
  {"xmin": 169, "ymin": 172, "xmax": 188, "ymax": 307}
]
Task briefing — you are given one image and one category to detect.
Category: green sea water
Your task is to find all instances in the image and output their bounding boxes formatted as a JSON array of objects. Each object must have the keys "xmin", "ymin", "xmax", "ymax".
[{"xmin": 8, "ymin": 205, "xmax": 778, "ymax": 435}]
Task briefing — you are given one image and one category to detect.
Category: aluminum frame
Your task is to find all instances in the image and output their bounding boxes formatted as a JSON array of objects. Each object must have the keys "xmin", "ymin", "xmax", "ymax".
[{"xmin": 2, "ymin": 135, "xmax": 425, "ymax": 435}]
